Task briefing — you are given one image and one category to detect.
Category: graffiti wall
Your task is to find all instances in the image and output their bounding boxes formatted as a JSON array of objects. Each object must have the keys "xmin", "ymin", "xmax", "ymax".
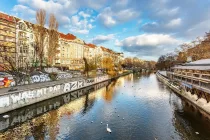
[
  {"xmin": 0, "ymin": 81, "xmax": 109, "ymax": 132},
  {"xmin": 30, "ymin": 74, "xmax": 51, "ymax": 83},
  {"xmin": 56, "ymin": 73, "xmax": 73, "ymax": 80},
  {"xmin": 0, "ymin": 75, "xmax": 109, "ymax": 114}
]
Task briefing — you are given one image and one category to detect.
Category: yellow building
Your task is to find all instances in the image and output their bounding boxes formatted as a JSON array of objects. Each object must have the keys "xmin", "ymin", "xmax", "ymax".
[
  {"xmin": 0, "ymin": 12, "xmax": 16, "ymax": 69},
  {"xmin": 84, "ymin": 43, "xmax": 96, "ymax": 61},
  {"xmin": 57, "ymin": 33, "xmax": 84, "ymax": 69}
]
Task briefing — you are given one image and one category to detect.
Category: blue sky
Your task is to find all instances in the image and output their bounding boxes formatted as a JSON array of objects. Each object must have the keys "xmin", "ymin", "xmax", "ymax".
[{"xmin": 1, "ymin": 0, "xmax": 210, "ymax": 60}]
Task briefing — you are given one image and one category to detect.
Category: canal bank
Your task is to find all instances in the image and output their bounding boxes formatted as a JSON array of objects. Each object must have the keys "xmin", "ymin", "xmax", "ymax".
[
  {"xmin": 1, "ymin": 72, "xmax": 210, "ymax": 139},
  {"xmin": 156, "ymin": 71, "xmax": 210, "ymax": 120},
  {"xmin": 0, "ymin": 80, "xmax": 110, "ymax": 132},
  {"xmin": 0, "ymin": 72, "xmax": 132, "ymax": 114}
]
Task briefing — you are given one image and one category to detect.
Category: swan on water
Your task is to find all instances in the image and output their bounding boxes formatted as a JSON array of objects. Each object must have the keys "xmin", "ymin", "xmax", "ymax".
[
  {"xmin": 106, "ymin": 124, "xmax": 111, "ymax": 133},
  {"xmin": 195, "ymin": 132, "xmax": 199, "ymax": 135},
  {"xmin": 3, "ymin": 115, "xmax": 9, "ymax": 118}
]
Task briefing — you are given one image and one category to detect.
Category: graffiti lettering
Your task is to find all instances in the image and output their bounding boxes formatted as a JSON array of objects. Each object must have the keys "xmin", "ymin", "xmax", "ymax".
[
  {"xmin": 0, "ymin": 75, "xmax": 109, "ymax": 110},
  {"xmin": 30, "ymin": 74, "xmax": 51, "ymax": 83},
  {"xmin": 56, "ymin": 73, "xmax": 72, "ymax": 80}
]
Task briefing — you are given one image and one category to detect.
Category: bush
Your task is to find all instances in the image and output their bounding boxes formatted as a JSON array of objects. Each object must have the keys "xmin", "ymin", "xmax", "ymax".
[
  {"xmin": 49, "ymin": 72, "xmax": 58, "ymax": 81},
  {"xmin": 107, "ymin": 70, "xmax": 117, "ymax": 77}
]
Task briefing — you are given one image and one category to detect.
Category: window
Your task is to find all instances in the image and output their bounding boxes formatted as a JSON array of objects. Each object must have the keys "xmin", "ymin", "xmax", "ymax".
[
  {"xmin": 23, "ymin": 46, "xmax": 28, "ymax": 53},
  {"xmin": 19, "ymin": 22, "xmax": 26, "ymax": 30}
]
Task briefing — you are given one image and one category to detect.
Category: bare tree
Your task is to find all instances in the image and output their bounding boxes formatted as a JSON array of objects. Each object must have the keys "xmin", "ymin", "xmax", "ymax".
[
  {"xmin": 83, "ymin": 57, "xmax": 89, "ymax": 77},
  {"xmin": 34, "ymin": 9, "xmax": 47, "ymax": 69},
  {"xmin": 0, "ymin": 51, "xmax": 31, "ymax": 86},
  {"xmin": 48, "ymin": 13, "xmax": 59, "ymax": 66}
]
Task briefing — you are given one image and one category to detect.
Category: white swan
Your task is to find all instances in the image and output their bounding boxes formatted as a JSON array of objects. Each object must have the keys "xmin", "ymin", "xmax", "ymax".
[
  {"xmin": 107, "ymin": 124, "xmax": 111, "ymax": 133},
  {"xmin": 3, "ymin": 115, "xmax": 9, "ymax": 118}
]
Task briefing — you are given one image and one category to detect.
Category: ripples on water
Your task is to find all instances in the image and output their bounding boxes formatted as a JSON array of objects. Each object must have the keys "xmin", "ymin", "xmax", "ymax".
[{"xmin": 0, "ymin": 73, "xmax": 210, "ymax": 140}]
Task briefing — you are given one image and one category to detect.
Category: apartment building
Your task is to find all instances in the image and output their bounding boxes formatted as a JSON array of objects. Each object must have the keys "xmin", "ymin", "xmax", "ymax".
[
  {"xmin": 0, "ymin": 12, "xmax": 124, "ymax": 71},
  {"xmin": 0, "ymin": 12, "xmax": 16, "ymax": 68},
  {"xmin": 84, "ymin": 43, "xmax": 96, "ymax": 61},
  {"xmin": 15, "ymin": 18, "xmax": 35, "ymax": 67},
  {"xmin": 57, "ymin": 33, "xmax": 84, "ymax": 69}
]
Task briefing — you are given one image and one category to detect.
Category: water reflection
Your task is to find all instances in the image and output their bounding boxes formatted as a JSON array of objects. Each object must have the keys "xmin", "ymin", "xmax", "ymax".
[{"xmin": 1, "ymin": 73, "xmax": 210, "ymax": 140}]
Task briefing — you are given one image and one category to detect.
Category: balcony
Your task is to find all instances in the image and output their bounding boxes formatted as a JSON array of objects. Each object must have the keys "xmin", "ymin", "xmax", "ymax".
[
  {"xmin": 169, "ymin": 71, "xmax": 210, "ymax": 84},
  {"xmin": 181, "ymin": 80, "xmax": 210, "ymax": 93},
  {"xmin": 0, "ymin": 31, "xmax": 15, "ymax": 38},
  {"xmin": 201, "ymin": 74, "xmax": 210, "ymax": 81}
]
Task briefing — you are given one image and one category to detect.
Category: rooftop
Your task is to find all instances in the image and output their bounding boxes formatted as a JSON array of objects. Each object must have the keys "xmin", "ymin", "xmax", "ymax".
[
  {"xmin": 173, "ymin": 59, "xmax": 210, "ymax": 71},
  {"xmin": 86, "ymin": 43, "xmax": 97, "ymax": 48},
  {"xmin": 0, "ymin": 12, "xmax": 15, "ymax": 23},
  {"xmin": 59, "ymin": 33, "xmax": 76, "ymax": 40}
]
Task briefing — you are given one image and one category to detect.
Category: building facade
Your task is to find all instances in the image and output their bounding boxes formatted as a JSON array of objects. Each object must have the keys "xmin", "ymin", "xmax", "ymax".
[
  {"xmin": 15, "ymin": 18, "xmax": 35, "ymax": 67},
  {"xmin": 0, "ymin": 12, "xmax": 124, "ymax": 71},
  {"xmin": 57, "ymin": 33, "xmax": 84, "ymax": 70},
  {"xmin": 84, "ymin": 43, "xmax": 96, "ymax": 61},
  {"xmin": 0, "ymin": 12, "xmax": 16, "ymax": 69},
  {"xmin": 167, "ymin": 59, "xmax": 210, "ymax": 102}
]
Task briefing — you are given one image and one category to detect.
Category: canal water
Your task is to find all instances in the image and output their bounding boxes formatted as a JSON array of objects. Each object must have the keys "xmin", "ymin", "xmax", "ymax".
[{"xmin": 0, "ymin": 73, "xmax": 210, "ymax": 140}]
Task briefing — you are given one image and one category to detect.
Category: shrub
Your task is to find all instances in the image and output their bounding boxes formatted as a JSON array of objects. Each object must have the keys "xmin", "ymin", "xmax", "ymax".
[{"xmin": 49, "ymin": 72, "xmax": 58, "ymax": 81}]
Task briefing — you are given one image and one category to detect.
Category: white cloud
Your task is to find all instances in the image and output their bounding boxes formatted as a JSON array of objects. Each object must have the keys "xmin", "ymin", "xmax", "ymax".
[
  {"xmin": 166, "ymin": 18, "xmax": 182, "ymax": 28},
  {"xmin": 185, "ymin": 19, "xmax": 210, "ymax": 38},
  {"xmin": 116, "ymin": 34, "xmax": 180, "ymax": 47},
  {"xmin": 12, "ymin": 5, "xmax": 36, "ymax": 15},
  {"xmin": 115, "ymin": 8, "xmax": 140, "ymax": 22},
  {"xmin": 68, "ymin": 10, "xmax": 95, "ymax": 34},
  {"xmin": 157, "ymin": 7, "xmax": 179, "ymax": 17},
  {"xmin": 97, "ymin": 6, "xmax": 140, "ymax": 27},
  {"xmin": 12, "ymin": 5, "xmax": 36, "ymax": 21},
  {"xmin": 78, "ymin": 11, "xmax": 91, "ymax": 18},
  {"xmin": 97, "ymin": 7, "xmax": 117, "ymax": 27},
  {"xmin": 92, "ymin": 34, "xmax": 115, "ymax": 44},
  {"xmin": 116, "ymin": 34, "xmax": 182, "ymax": 57}
]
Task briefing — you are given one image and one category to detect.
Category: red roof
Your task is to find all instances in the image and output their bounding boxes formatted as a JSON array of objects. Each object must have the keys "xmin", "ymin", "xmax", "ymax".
[
  {"xmin": 59, "ymin": 33, "xmax": 76, "ymax": 40},
  {"xmin": 87, "ymin": 43, "xmax": 96, "ymax": 48},
  {"xmin": 0, "ymin": 12, "xmax": 15, "ymax": 23},
  {"xmin": 100, "ymin": 46, "xmax": 115, "ymax": 53}
]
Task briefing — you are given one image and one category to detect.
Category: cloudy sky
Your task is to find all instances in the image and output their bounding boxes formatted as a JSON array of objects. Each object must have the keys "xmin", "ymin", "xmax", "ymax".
[{"xmin": 1, "ymin": 0, "xmax": 210, "ymax": 60}]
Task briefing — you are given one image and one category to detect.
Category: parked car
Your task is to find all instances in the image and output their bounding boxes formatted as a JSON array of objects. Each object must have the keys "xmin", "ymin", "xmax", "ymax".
[{"xmin": 0, "ymin": 72, "xmax": 15, "ymax": 88}]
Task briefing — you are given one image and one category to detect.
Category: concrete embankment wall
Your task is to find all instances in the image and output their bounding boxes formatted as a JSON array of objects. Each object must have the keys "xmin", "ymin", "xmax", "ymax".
[
  {"xmin": 0, "ymin": 75, "xmax": 111, "ymax": 114},
  {"xmin": 156, "ymin": 71, "xmax": 210, "ymax": 119},
  {"xmin": 0, "ymin": 72, "xmax": 132, "ymax": 114},
  {"xmin": 0, "ymin": 81, "xmax": 110, "ymax": 132}
]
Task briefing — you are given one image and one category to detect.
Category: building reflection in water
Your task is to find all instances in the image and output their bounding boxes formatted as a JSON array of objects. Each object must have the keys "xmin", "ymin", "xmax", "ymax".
[
  {"xmin": 0, "ymin": 74, "xmax": 134, "ymax": 139},
  {"xmin": 167, "ymin": 91, "xmax": 210, "ymax": 140},
  {"xmin": 0, "ymin": 81, "xmax": 110, "ymax": 139},
  {"xmin": 0, "ymin": 73, "xmax": 210, "ymax": 139}
]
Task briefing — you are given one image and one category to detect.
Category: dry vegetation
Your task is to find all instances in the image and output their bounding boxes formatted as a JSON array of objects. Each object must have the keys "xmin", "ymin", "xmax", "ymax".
[{"xmin": 156, "ymin": 32, "xmax": 210, "ymax": 70}]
